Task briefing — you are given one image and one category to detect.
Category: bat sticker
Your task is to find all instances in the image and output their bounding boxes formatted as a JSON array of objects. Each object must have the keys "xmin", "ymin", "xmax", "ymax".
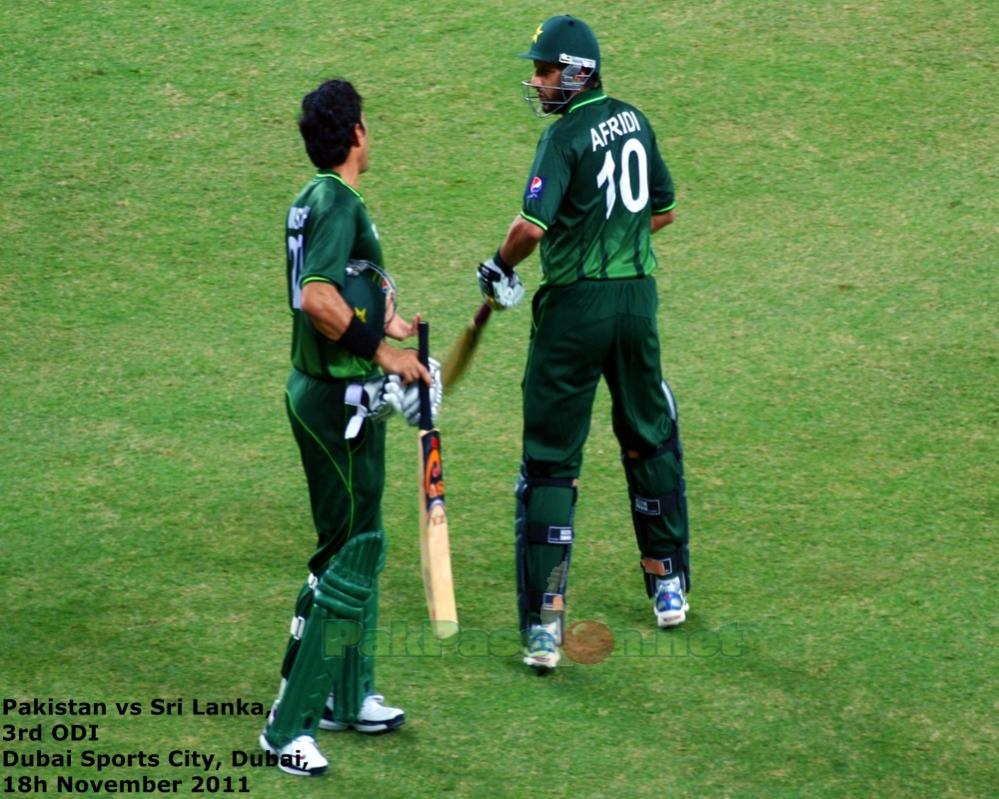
[{"xmin": 421, "ymin": 431, "xmax": 446, "ymax": 508}]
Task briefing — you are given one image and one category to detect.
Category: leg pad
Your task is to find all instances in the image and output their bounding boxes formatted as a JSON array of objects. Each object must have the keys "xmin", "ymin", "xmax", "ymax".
[
  {"xmin": 265, "ymin": 532, "xmax": 385, "ymax": 747},
  {"xmin": 624, "ymin": 418, "xmax": 690, "ymax": 594},
  {"xmin": 515, "ymin": 471, "xmax": 577, "ymax": 643}
]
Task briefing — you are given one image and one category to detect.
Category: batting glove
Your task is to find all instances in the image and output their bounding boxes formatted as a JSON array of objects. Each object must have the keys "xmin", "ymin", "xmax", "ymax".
[
  {"xmin": 381, "ymin": 374, "xmax": 407, "ymax": 416},
  {"xmin": 399, "ymin": 357, "xmax": 443, "ymax": 427},
  {"xmin": 344, "ymin": 375, "xmax": 399, "ymax": 439},
  {"xmin": 477, "ymin": 253, "xmax": 525, "ymax": 310}
]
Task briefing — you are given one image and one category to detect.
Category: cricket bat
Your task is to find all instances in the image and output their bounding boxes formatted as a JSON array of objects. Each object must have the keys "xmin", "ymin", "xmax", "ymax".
[
  {"xmin": 417, "ymin": 321, "xmax": 459, "ymax": 639},
  {"xmin": 440, "ymin": 302, "xmax": 493, "ymax": 388}
]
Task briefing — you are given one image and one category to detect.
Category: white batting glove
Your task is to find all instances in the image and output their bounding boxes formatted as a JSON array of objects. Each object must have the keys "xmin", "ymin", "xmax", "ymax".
[
  {"xmin": 344, "ymin": 376, "xmax": 398, "ymax": 439},
  {"xmin": 382, "ymin": 374, "xmax": 406, "ymax": 416},
  {"xmin": 477, "ymin": 255, "xmax": 525, "ymax": 310},
  {"xmin": 400, "ymin": 357, "xmax": 443, "ymax": 427}
]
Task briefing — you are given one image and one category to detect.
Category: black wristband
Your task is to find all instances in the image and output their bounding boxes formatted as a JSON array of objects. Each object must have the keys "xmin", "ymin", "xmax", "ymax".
[
  {"xmin": 492, "ymin": 249, "xmax": 513, "ymax": 276},
  {"xmin": 338, "ymin": 315, "xmax": 381, "ymax": 361}
]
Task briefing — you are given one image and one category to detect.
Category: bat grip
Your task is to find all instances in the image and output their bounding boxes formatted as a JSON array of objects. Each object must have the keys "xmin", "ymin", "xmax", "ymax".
[
  {"xmin": 473, "ymin": 302, "xmax": 493, "ymax": 328},
  {"xmin": 417, "ymin": 321, "xmax": 432, "ymax": 430}
]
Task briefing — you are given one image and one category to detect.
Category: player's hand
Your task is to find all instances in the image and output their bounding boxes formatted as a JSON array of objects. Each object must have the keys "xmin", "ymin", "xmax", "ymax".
[
  {"xmin": 398, "ymin": 357, "xmax": 443, "ymax": 426},
  {"xmin": 385, "ymin": 311, "xmax": 420, "ymax": 341},
  {"xmin": 477, "ymin": 255, "xmax": 525, "ymax": 310},
  {"xmin": 374, "ymin": 344, "xmax": 431, "ymax": 385}
]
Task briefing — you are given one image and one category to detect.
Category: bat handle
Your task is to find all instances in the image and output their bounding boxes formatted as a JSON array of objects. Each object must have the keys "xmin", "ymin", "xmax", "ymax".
[
  {"xmin": 473, "ymin": 302, "xmax": 493, "ymax": 329},
  {"xmin": 417, "ymin": 321, "xmax": 432, "ymax": 430}
]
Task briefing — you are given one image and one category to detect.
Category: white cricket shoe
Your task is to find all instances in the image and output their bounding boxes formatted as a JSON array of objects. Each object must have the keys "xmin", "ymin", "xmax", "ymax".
[
  {"xmin": 654, "ymin": 577, "xmax": 689, "ymax": 628},
  {"xmin": 523, "ymin": 622, "xmax": 561, "ymax": 671},
  {"xmin": 258, "ymin": 733, "xmax": 328, "ymax": 777},
  {"xmin": 319, "ymin": 693, "xmax": 405, "ymax": 734}
]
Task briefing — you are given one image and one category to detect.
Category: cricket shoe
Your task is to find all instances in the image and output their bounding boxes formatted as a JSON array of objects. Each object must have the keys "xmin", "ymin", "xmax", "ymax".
[
  {"xmin": 523, "ymin": 622, "xmax": 561, "ymax": 671},
  {"xmin": 654, "ymin": 577, "xmax": 689, "ymax": 628},
  {"xmin": 319, "ymin": 693, "xmax": 405, "ymax": 734},
  {"xmin": 258, "ymin": 732, "xmax": 327, "ymax": 777}
]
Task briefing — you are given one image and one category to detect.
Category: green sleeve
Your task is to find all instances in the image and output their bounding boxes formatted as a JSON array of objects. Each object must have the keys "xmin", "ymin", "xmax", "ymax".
[
  {"xmin": 301, "ymin": 200, "xmax": 356, "ymax": 289},
  {"xmin": 648, "ymin": 129, "xmax": 675, "ymax": 214},
  {"xmin": 521, "ymin": 129, "xmax": 572, "ymax": 230}
]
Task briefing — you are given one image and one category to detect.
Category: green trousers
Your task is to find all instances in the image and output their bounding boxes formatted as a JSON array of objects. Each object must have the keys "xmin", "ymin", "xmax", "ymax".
[
  {"xmin": 280, "ymin": 368, "xmax": 386, "ymax": 690},
  {"xmin": 523, "ymin": 277, "xmax": 675, "ymax": 472},
  {"xmin": 518, "ymin": 277, "xmax": 690, "ymax": 625},
  {"xmin": 285, "ymin": 369, "xmax": 385, "ymax": 574}
]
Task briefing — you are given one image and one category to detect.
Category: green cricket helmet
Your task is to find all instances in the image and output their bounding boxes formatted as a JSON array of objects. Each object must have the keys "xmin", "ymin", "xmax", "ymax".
[
  {"xmin": 519, "ymin": 15, "xmax": 601, "ymax": 116},
  {"xmin": 340, "ymin": 259, "xmax": 396, "ymax": 337}
]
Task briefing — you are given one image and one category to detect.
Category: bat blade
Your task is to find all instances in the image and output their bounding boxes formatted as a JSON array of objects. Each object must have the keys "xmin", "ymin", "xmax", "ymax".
[
  {"xmin": 441, "ymin": 302, "xmax": 493, "ymax": 388},
  {"xmin": 417, "ymin": 321, "xmax": 459, "ymax": 639},
  {"xmin": 418, "ymin": 427, "xmax": 458, "ymax": 639}
]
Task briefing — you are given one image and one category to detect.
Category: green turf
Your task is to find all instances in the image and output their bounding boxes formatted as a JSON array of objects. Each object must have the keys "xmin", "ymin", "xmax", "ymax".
[{"xmin": 2, "ymin": 1, "xmax": 996, "ymax": 797}]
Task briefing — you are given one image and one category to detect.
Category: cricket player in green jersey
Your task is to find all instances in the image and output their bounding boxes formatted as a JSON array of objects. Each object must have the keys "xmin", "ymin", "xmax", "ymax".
[
  {"xmin": 476, "ymin": 16, "xmax": 691, "ymax": 671},
  {"xmin": 259, "ymin": 79, "xmax": 442, "ymax": 776}
]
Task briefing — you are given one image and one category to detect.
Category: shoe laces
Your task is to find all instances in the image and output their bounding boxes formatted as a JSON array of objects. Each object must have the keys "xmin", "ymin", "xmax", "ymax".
[
  {"xmin": 290, "ymin": 734, "xmax": 318, "ymax": 748},
  {"xmin": 655, "ymin": 578, "xmax": 684, "ymax": 612},
  {"xmin": 528, "ymin": 626, "xmax": 557, "ymax": 652}
]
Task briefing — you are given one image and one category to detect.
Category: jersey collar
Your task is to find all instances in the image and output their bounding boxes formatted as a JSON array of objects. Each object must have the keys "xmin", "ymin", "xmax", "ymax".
[
  {"xmin": 316, "ymin": 171, "xmax": 365, "ymax": 202},
  {"xmin": 566, "ymin": 90, "xmax": 608, "ymax": 114}
]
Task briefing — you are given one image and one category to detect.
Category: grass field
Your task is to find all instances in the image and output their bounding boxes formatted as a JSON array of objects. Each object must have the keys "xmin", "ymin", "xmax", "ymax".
[{"xmin": 2, "ymin": 1, "xmax": 996, "ymax": 797}]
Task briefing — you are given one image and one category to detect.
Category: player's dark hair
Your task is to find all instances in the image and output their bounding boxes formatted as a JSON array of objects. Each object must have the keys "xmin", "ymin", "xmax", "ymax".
[{"xmin": 298, "ymin": 79, "xmax": 363, "ymax": 169}]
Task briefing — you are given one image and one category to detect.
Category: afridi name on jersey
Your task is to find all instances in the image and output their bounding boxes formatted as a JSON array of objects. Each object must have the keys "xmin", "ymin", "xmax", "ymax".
[
  {"xmin": 520, "ymin": 91, "xmax": 675, "ymax": 286},
  {"xmin": 285, "ymin": 171, "xmax": 383, "ymax": 380}
]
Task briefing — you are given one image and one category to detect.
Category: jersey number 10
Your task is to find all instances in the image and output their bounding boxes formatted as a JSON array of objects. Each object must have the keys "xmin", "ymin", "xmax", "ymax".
[{"xmin": 596, "ymin": 139, "xmax": 649, "ymax": 219}]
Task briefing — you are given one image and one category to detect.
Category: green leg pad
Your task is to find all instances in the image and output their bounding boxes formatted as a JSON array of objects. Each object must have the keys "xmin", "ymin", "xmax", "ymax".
[
  {"xmin": 359, "ymin": 543, "xmax": 386, "ymax": 700},
  {"xmin": 265, "ymin": 531, "xmax": 386, "ymax": 748},
  {"xmin": 515, "ymin": 474, "xmax": 576, "ymax": 642},
  {"xmin": 279, "ymin": 578, "xmax": 315, "ymax": 680},
  {"xmin": 624, "ymin": 449, "xmax": 690, "ymax": 593},
  {"xmin": 326, "ymin": 538, "xmax": 385, "ymax": 724}
]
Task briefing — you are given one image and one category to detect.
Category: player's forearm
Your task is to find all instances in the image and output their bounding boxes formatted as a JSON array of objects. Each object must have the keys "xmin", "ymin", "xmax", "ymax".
[
  {"xmin": 498, "ymin": 215, "xmax": 545, "ymax": 266},
  {"xmin": 303, "ymin": 281, "xmax": 428, "ymax": 383},
  {"xmin": 300, "ymin": 281, "xmax": 355, "ymax": 341},
  {"xmin": 651, "ymin": 209, "xmax": 675, "ymax": 234}
]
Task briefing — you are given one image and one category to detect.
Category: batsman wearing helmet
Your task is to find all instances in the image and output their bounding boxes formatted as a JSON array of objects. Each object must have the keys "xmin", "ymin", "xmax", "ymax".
[
  {"xmin": 476, "ymin": 16, "xmax": 691, "ymax": 671},
  {"xmin": 258, "ymin": 79, "xmax": 442, "ymax": 775}
]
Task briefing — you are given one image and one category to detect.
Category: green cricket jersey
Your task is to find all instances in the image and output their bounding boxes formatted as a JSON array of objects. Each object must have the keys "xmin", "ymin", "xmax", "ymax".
[
  {"xmin": 285, "ymin": 171, "xmax": 383, "ymax": 380},
  {"xmin": 520, "ymin": 91, "xmax": 675, "ymax": 286}
]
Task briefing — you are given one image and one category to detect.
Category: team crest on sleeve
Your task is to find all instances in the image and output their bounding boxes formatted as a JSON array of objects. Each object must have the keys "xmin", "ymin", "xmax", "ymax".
[{"xmin": 526, "ymin": 176, "xmax": 546, "ymax": 201}]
